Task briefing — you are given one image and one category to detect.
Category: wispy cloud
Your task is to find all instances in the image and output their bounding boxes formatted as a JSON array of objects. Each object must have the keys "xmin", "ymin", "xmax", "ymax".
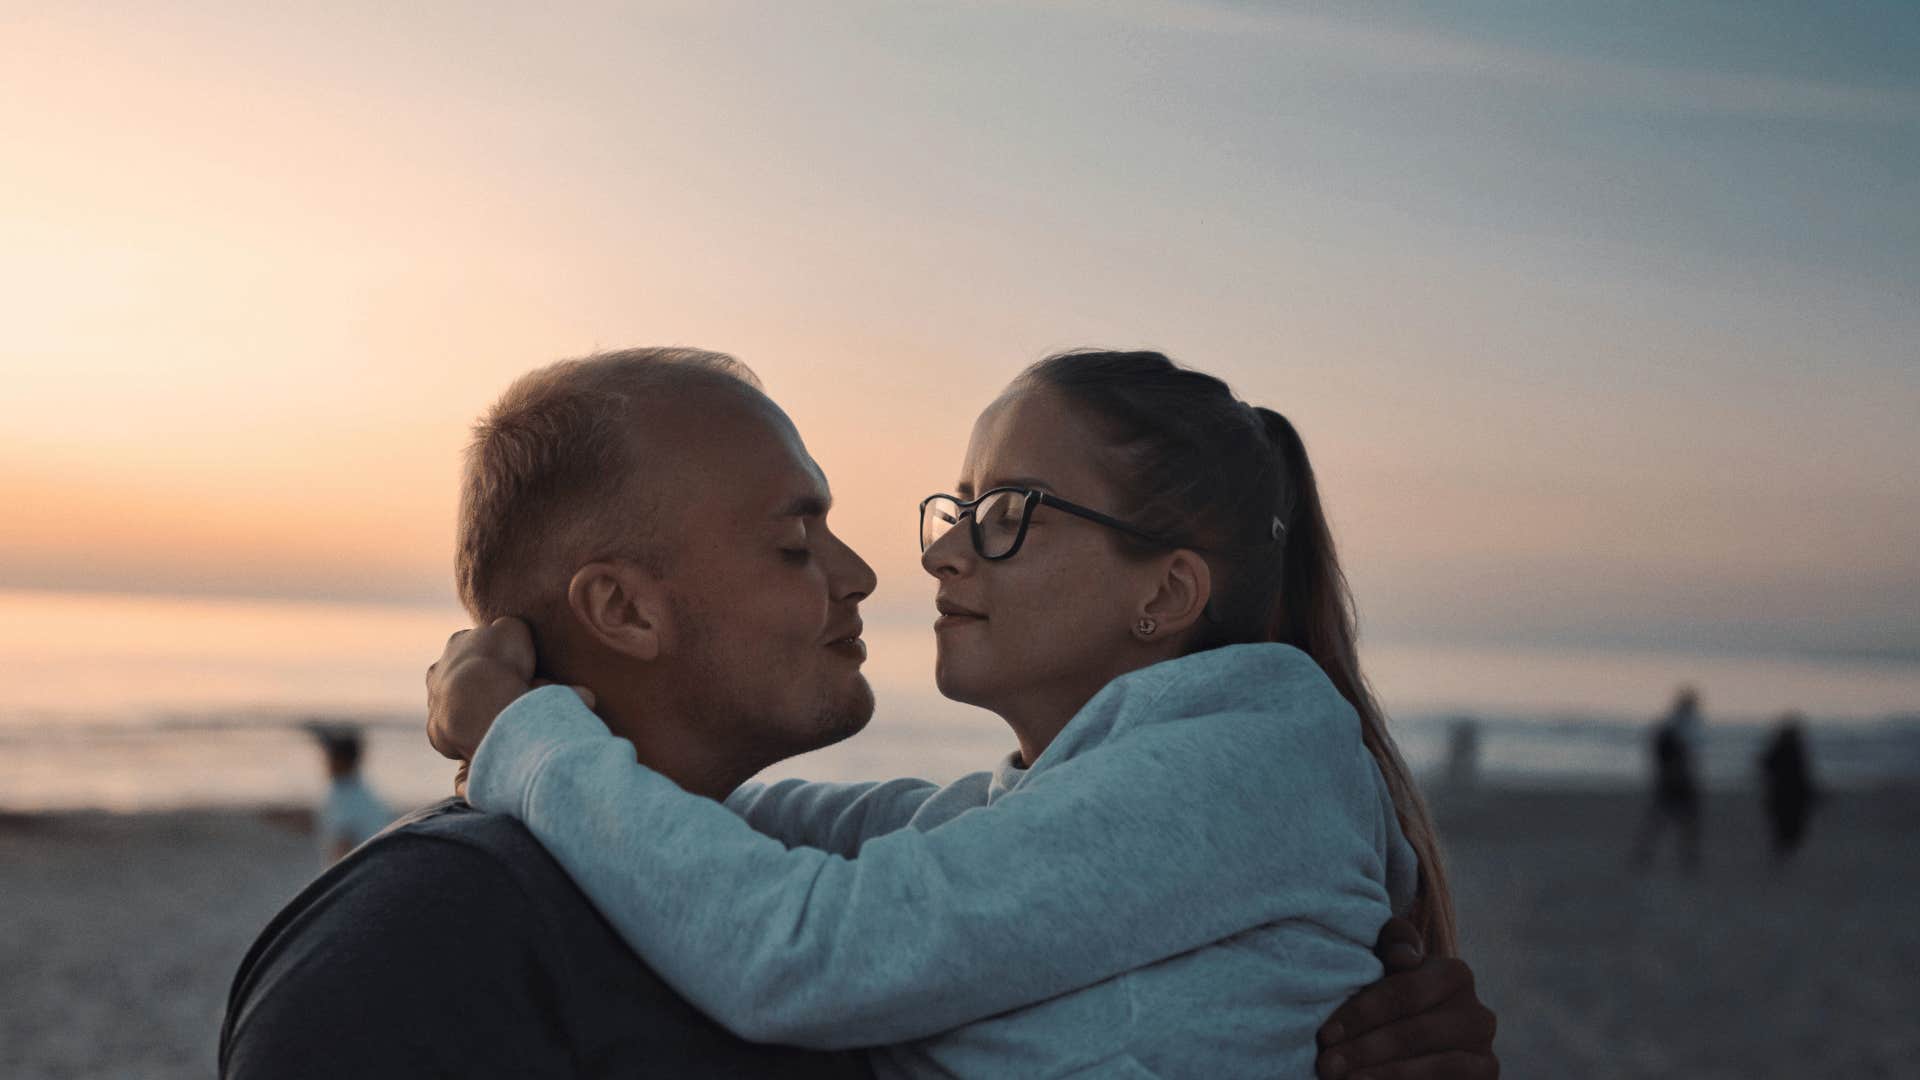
[{"xmin": 1075, "ymin": 0, "xmax": 1920, "ymax": 126}]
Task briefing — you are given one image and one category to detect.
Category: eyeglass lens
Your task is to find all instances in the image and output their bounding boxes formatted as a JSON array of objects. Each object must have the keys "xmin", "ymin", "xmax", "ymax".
[{"xmin": 921, "ymin": 490, "xmax": 1031, "ymax": 558}]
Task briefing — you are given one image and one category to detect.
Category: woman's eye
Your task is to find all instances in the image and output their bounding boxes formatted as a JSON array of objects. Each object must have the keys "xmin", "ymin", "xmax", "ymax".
[
  {"xmin": 981, "ymin": 504, "xmax": 1020, "ymax": 531},
  {"xmin": 780, "ymin": 547, "xmax": 811, "ymax": 563}
]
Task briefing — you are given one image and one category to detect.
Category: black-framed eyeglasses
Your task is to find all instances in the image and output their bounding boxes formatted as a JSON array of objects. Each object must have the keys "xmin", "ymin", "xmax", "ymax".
[{"xmin": 918, "ymin": 487, "xmax": 1171, "ymax": 561}]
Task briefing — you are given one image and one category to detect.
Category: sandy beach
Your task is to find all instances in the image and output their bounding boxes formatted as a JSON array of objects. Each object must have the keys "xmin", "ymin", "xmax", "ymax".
[
  {"xmin": 4, "ymin": 787, "xmax": 1917, "ymax": 1078},
  {"xmin": 1438, "ymin": 787, "xmax": 1920, "ymax": 1077}
]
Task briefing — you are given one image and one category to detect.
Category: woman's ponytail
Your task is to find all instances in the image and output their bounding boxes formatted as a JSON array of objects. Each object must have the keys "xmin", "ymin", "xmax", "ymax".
[{"xmin": 1256, "ymin": 406, "xmax": 1458, "ymax": 957}]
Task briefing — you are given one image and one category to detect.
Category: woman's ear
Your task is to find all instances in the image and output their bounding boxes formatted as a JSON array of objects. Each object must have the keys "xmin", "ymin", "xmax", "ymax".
[
  {"xmin": 1140, "ymin": 549, "xmax": 1211, "ymax": 638},
  {"xmin": 566, "ymin": 561, "xmax": 668, "ymax": 661}
]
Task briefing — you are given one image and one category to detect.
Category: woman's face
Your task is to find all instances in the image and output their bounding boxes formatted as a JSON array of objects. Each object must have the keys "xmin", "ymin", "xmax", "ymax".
[{"xmin": 922, "ymin": 385, "xmax": 1166, "ymax": 736}]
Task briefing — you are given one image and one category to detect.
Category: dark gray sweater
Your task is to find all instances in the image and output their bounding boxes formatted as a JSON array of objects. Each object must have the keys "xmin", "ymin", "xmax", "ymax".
[{"xmin": 219, "ymin": 798, "xmax": 870, "ymax": 1078}]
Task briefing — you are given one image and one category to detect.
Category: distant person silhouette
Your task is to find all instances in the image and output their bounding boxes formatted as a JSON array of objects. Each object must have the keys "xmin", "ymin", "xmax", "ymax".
[
  {"xmin": 309, "ymin": 724, "xmax": 395, "ymax": 864},
  {"xmin": 1443, "ymin": 717, "xmax": 1481, "ymax": 795},
  {"xmin": 1758, "ymin": 713, "xmax": 1819, "ymax": 864},
  {"xmin": 1633, "ymin": 686, "xmax": 1702, "ymax": 872}
]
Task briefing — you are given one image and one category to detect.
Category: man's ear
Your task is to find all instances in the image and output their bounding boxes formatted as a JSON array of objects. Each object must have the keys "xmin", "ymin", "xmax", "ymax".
[
  {"xmin": 1140, "ymin": 549, "xmax": 1210, "ymax": 638},
  {"xmin": 565, "ymin": 561, "xmax": 668, "ymax": 661}
]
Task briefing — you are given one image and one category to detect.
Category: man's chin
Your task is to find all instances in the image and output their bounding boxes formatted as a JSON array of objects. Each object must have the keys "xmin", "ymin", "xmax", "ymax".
[{"xmin": 812, "ymin": 675, "xmax": 876, "ymax": 749}]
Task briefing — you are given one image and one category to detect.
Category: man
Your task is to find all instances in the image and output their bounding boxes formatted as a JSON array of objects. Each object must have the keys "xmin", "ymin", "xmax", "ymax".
[
  {"xmin": 1633, "ymin": 685, "xmax": 1703, "ymax": 873},
  {"xmin": 221, "ymin": 348, "xmax": 1497, "ymax": 1078}
]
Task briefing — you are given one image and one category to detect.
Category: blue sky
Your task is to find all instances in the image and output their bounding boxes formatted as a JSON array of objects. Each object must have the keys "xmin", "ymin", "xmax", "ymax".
[{"xmin": 2, "ymin": 1, "xmax": 1915, "ymax": 659}]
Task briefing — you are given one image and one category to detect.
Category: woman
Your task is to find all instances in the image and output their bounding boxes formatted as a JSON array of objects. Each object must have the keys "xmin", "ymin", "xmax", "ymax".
[{"xmin": 433, "ymin": 350, "xmax": 1457, "ymax": 1076}]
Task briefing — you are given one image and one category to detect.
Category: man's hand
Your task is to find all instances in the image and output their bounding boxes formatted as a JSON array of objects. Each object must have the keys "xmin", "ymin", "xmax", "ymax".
[
  {"xmin": 1314, "ymin": 918, "xmax": 1498, "ymax": 1079},
  {"xmin": 426, "ymin": 617, "xmax": 595, "ymax": 785}
]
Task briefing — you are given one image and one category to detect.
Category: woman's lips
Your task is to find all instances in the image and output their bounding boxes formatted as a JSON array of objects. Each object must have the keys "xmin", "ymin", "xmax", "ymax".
[{"xmin": 934, "ymin": 609, "xmax": 986, "ymax": 631}]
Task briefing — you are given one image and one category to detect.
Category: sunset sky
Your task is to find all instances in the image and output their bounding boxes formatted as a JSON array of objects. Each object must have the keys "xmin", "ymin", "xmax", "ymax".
[{"xmin": 4, "ymin": 2, "xmax": 1917, "ymax": 660}]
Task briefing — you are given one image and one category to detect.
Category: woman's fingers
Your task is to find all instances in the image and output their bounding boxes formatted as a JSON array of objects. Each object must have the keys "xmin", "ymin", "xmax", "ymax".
[
  {"xmin": 426, "ymin": 617, "xmax": 544, "ymax": 762},
  {"xmin": 427, "ymin": 661, "xmax": 522, "ymax": 761},
  {"xmin": 482, "ymin": 616, "xmax": 538, "ymax": 677},
  {"xmin": 425, "ymin": 629, "xmax": 467, "ymax": 686},
  {"xmin": 426, "ymin": 688, "xmax": 462, "ymax": 760}
]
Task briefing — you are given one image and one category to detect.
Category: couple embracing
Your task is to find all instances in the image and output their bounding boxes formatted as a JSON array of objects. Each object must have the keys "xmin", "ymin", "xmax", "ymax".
[{"xmin": 222, "ymin": 347, "xmax": 1498, "ymax": 1078}]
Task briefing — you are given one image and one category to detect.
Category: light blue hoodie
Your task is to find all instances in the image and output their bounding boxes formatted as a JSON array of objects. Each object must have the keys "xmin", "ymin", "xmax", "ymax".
[{"xmin": 468, "ymin": 643, "xmax": 1419, "ymax": 1078}]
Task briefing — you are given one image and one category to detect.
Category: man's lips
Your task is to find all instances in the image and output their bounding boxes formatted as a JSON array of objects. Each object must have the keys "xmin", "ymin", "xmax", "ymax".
[
  {"xmin": 826, "ymin": 637, "xmax": 867, "ymax": 661},
  {"xmin": 824, "ymin": 620, "xmax": 866, "ymax": 660}
]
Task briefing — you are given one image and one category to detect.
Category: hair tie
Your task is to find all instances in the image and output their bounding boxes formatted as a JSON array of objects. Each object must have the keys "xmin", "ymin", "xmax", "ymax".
[{"xmin": 1270, "ymin": 515, "xmax": 1286, "ymax": 541}]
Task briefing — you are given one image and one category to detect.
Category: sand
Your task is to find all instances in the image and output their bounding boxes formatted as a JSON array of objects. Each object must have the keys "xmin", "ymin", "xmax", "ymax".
[
  {"xmin": 0, "ymin": 807, "xmax": 318, "ymax": 1079},
  {"xmin": 1438, "ymin": 786, "xmax": 1920, "ymax": 1078},
  {"xmin": 3, "ymin": 788, "xmax": 1916, "ymax": 1078}
]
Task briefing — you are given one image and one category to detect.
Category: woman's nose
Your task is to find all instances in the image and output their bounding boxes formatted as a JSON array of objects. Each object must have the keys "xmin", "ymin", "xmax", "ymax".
[{"xmin": 920, "ymin": 521, "xmax": 973, "ymax": 578}]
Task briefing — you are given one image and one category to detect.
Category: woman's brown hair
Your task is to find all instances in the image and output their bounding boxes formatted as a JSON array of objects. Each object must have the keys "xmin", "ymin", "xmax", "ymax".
[{"xmin": 1019, "ymin": 349, "xmax": 1458, "ymax": 956}]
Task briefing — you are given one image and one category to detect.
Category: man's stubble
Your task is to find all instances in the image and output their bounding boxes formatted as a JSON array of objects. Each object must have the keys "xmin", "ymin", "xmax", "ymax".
[{"xmin": 667, "ymin": 590, "xmax": 876, "ymax": 775}]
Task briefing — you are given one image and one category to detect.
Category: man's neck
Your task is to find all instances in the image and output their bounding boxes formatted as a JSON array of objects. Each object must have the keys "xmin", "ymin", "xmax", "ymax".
[
  {"xmin": 600, "ymin": 697, "xmax": 756, "ymax": 801},
  {"xmin": 545, "ymin": 642, "xmax": 765, "ymax": 801}
]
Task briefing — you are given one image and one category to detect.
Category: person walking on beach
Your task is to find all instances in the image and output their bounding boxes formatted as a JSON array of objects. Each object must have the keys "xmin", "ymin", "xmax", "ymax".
[
  {"xmin": 1759, "ymin": 713, "xmax": 1818, "ymax": 864},
  {"xmin": 308, "ymin": 724, "xmax": 394, "ymax": 864},
  {"xmin": 222, "ymin": 349, "xmax": 1500, "ymax": 1079},
  {"xmin": 1634, "ymin": 686, "xmax": 1703, "ymax": 872}
]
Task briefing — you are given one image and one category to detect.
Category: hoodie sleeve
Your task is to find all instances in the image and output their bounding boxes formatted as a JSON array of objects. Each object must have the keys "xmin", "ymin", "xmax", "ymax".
[
  {"xmin": 469, "ymin": 683, "xmax": 1397, "ymax": 1049},
  {"xmin": 723, "ymin": 777, "xmax": 942, "ymax": 857}
]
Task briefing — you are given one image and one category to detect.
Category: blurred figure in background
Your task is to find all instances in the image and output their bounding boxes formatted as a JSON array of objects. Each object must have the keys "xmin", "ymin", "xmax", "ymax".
[
  {"xmin": 1633, "ymin": 686, "xmax": 1703, "ymax": 872},
  {"xmin": 308, "ymin": 724, "xmax": 395, "ymax": 864},
  {"xmin": 1443, "ymin": 716, "xmax": 1482, "ymax": 796},
  {"xmin": 1759, "ymin": 713, "xmax": 1819, "ymax": 866}
]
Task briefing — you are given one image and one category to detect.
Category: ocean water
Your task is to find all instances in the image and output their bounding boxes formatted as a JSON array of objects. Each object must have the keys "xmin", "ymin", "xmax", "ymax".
[{"xmin": 1, "ymin": 588, "xmax": 1916, "ymax": 811}]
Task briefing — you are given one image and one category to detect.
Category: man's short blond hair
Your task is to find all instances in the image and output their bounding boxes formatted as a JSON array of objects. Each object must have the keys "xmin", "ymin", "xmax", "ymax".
[{"xmin": 454, "ymin": 347, "xmax": 763, "ymax": 625}]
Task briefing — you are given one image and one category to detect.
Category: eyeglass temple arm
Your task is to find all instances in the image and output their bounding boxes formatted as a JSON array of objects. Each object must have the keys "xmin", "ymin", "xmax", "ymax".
[{"xmin": 1029, "ymin": 492, "xmax": 1168, "ymax": 545}]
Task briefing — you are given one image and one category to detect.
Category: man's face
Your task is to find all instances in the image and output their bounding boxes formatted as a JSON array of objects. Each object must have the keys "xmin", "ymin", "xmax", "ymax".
[{"xmin": 652, "ymin": 393, "xmax": 878, "ymax": 765}]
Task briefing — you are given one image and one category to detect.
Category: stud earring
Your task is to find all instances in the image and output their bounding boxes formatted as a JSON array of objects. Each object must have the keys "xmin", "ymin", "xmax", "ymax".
[{"xmin": 1134, "ymin": 617, "xmax": 1157, "ymax": 637}]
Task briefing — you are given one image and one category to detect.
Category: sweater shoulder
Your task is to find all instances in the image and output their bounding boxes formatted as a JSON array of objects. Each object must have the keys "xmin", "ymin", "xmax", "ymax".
[{"xmin": 1101, "ymin": 644, "xmax": 1357, "ymax": 743}]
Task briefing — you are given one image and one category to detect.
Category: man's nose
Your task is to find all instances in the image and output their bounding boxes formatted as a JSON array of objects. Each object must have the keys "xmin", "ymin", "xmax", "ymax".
[{"xmin": 830, "ymin": 534, "xmax": 878, "ymax": 602}]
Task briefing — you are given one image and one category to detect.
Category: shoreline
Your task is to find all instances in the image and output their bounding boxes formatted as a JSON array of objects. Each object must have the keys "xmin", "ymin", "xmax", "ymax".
[{"xmin": 8, "ymin": 706, "xmax": 1918, "ymax": 816}]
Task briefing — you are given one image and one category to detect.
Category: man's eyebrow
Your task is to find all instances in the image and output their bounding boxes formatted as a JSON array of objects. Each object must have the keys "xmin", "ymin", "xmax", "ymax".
[{"xmin": 773, "ymin": 493, "xmax": 832, "ymax": 518}]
